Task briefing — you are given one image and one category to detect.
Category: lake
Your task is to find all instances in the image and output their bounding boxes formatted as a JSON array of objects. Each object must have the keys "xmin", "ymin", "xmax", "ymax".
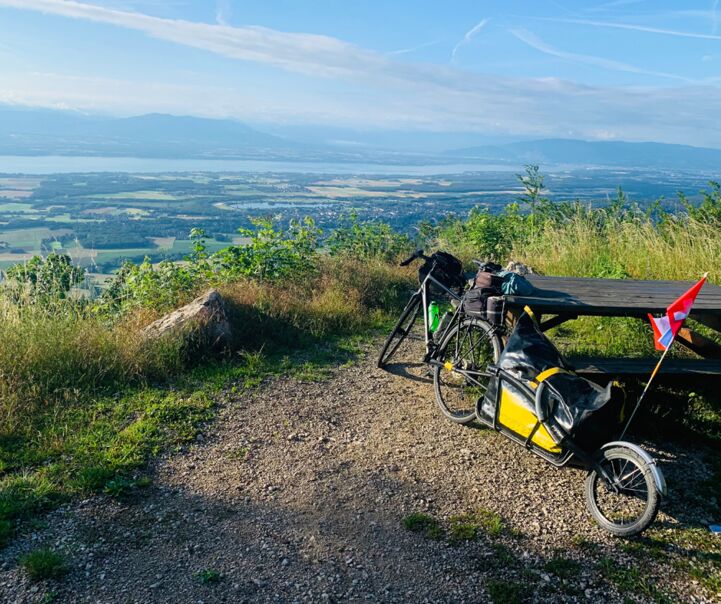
[{"xmin": 0, "ymin": 155, "xmax": 518, "ymax": 176}]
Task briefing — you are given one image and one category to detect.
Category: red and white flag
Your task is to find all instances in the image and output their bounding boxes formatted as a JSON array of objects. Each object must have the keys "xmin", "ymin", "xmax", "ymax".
[{"xmin": 648, "ymin": 274, "xmax": 708, "ymax": 350}]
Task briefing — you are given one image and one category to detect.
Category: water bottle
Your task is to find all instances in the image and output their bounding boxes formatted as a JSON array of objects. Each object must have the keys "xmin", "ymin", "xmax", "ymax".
[
  {"xmin": 435, "ymin": 311, "xmax": 453, "ymax": 341},
  {"xmin": 428, "ymin": 301, "xmax": 441, "ymax": 332}
]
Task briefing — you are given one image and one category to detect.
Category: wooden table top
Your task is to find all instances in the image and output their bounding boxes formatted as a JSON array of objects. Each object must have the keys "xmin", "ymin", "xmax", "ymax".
[{"xmin": 503, "ymin": 275, "xmax": 721, "ymax": 317}]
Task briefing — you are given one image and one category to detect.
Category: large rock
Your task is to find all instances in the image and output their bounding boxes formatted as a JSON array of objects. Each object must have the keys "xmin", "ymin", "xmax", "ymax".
[{"xmin": 143, "ymin": 289, "xmax": 231, "ymax": 345}]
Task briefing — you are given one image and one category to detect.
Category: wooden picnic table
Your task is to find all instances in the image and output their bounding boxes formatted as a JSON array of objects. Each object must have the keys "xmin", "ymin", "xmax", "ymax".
[{"xmin": 499, "ymin": 275, "xmax": 721, "ymax": 378}]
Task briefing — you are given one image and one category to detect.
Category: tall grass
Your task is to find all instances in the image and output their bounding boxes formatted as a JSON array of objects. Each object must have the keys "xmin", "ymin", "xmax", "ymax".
[
  {"xmin": 517, "ymin": 213, "xmax": 721, "ymax": 282},
  {"xmin": 218, "ymin": 256, "xmax": 414, "ymax": 349},
  {"xmin": 0, "ymin": 300, "xmax": 185, "ymax": 432}
]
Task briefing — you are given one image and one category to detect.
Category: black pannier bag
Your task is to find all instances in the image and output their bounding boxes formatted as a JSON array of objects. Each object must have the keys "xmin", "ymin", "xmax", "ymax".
[
  {"xmin": 463, "ymin": 270, "xmax": 503, "ymax": 321},
  {"xmin": 480, "ymin": 311, "xmax": 624, "ymax": 453},
  {"xmin": 419, "ymin": 251, "xmax": 466, "ymax": 292},
  {"xmin": 463, "ymin": 287, "xmax": 487, "ymax": 316}
]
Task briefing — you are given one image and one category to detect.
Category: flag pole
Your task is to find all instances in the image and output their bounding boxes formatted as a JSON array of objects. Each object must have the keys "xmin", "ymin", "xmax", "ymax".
[
  {"xmin": 619, "ymin": 343, "xmax": 672, "ymax": 439},
  {"xmin": 620, "ymin": 272, "xmax": 708, "ymax": 440}
]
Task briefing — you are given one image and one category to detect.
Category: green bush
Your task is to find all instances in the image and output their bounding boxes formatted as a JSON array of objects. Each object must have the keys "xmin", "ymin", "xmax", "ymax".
[
  {"xmin": 214, "ymin": 216, "xmax": 320, "ymax": 281},
  {"xmin": 5, "ymin": 252, "xmax": 85, "ymax": 302},
  {"xmin": 101, "ymin": 217, "xmax": 322, "ymax": 313},
  {"xmin": 327, "ymin": 211, "xmax": 412, "ymax": 262}
]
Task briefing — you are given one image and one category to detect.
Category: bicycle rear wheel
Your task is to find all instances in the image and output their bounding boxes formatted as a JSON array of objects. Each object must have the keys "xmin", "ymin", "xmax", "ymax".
[
  {"xmin": 585, "ymin": 445, "xmax": 660, "ymax": 537},
  {"xmin": 433, "ymin": 319, "xmax": 502, "ymax": 424},
  {"xmin": 377, "ymin": 294, "xmax": 422, "ymax": 368}
]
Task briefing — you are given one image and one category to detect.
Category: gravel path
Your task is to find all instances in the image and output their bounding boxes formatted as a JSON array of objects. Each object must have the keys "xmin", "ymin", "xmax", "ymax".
[{"xmin": 1, "ymin": 339, "xmax": 718, "ymax": 603}]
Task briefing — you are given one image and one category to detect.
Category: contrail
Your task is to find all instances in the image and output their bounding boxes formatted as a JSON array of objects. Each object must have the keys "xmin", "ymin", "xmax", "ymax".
[
  {"xmin": 215, "ymin": 0, "xmax": 231, "ymax": 26},
  {"xmin": 511, "ymin": 28, "xmax": 694, "ymax": 83},
  {"xmin": 557, "ymin": 17, "xmax": 721, "ymax": 40},
  {"xmin": 388, "ymin": 39, "xmax": 442, "ymax": 56},
  {"xmin": 451, "ymin": 18, "xmax": 489, "ymax": 62}
]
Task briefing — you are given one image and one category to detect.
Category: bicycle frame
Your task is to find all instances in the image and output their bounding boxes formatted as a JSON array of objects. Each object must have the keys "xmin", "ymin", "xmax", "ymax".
[
  {"xmin": 417, "ymin": 265, "xmax": 465, "ymax": 360},
  {"xmin": 387, "ymin": 249, "xmax": 505, "ymax": 366}
]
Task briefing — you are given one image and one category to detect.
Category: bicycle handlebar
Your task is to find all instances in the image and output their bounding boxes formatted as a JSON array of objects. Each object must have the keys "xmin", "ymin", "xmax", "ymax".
[{"xmin": 399, "ymin": 249, "xmax": 430, "ymax": 267}]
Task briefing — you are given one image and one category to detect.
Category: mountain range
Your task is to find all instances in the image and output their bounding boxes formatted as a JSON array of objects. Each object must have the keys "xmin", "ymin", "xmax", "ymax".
[
  {"xmin": 2, "ymin": 104, "xmax": 721, "ymax": 170},
  {"xmin": 446, "ymin": 139, "xmax": 721, "ymax": 171}
]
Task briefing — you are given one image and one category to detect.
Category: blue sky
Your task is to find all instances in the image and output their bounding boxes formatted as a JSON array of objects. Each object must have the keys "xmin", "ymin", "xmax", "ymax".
[{"xmin": 1, "ymin": 0, "xmax": 721, "ymax": 145}]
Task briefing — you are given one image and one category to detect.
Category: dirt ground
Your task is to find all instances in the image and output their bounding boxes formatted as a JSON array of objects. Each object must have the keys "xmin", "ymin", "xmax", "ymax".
[{"xmin": 1, "ymin": 339, "xmax": 718, "ymax": 603}]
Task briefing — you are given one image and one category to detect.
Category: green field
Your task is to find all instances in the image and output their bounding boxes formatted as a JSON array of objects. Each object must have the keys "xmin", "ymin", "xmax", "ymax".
[{"xmin": 0, "ymin": 203, "xmax": 35, "ymax": 212}]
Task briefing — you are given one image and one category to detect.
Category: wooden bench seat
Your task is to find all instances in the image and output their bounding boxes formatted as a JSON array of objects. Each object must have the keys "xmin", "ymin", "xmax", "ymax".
[{"xmin": 571, "ymin": 357, "xmax": 721, "ymax": 377}]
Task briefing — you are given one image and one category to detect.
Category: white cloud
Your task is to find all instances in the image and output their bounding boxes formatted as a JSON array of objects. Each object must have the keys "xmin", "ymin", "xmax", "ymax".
[
  {"xmin": 0, "ymin": 0, "xmax": 394, "ymax": 79},
  {"xmin": 1, "ymin": 1, "xmax": 721, "ymax": 146},
  {"xmin": 451, "ymin": 18, "xmax": 489, "ymax": 63}
]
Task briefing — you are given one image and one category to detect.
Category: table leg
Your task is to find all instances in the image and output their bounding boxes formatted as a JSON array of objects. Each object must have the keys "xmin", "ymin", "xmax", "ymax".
[{"xmin": 675, "ymin": 328, "xmax": 721, "ymax": 359}]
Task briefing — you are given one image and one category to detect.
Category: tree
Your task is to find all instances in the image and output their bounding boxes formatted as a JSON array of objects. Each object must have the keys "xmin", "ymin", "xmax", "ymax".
[{"xmin": 517, "ymin": 164, "xmax": 545, "ymax": 207}]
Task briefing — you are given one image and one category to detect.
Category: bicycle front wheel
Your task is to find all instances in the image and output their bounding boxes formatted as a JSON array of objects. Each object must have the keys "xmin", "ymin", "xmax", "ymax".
[
  {"xmin": 377, "ymin": 294, "xmax": 422, "ymax": 368},
  {"xmin": 433, "ymin": 319, "xmax": 502, "ymax": 424}
]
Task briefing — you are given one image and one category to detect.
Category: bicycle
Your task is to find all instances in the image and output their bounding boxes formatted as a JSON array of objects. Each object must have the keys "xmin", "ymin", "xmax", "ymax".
[{"xmin": 378, "ymin": 250, "xmax": 505, "ymax": 425}]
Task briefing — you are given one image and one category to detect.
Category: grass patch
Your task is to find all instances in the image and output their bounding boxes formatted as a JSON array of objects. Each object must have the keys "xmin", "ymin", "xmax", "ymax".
[
  {"xmin": 682, "ymin": 559, "xmax": 721, "ymax": 595},
  {"xmin": 476, "ymin": 543, "xmax": 517, "ymax": 572},
  {"xmin": 403, "ymin": 513, "xmax": 443, "ymax": 540},
  {"xmin": 195, "ymin": 569, "xmax": 223, "ymax": 585},
  {"xmin": 445, "ymin": 507, "xmax": 514, "ymax": 546},
  {"xmin": 486, "ymin": 579, "xmax": 524, "ymax": 604},
  {"xmin": 20, "ymin": 548, "xmax": 68, "ymax": 581},
  {"xmin": 619, "ymin": 535, "xmax": 667, "ymax": 561},
  {"xmin": 545, "ymin": 556, "xmax": 581, "ymax": 580},
  {"xmin": 0, "ymin": 387, "xmax": 214, "ymax": 544},
  {"xmin": 0, "ymin": 253, "xmax": 412, "ymax": 548},
  {"xmin": 598, "ymin": 557, "xmax": 671, "ymax": 604},
  {"xmin": 476, "ymin": 508, "xmax": 507, "ymax": 536},
  {"xmin": 448, "ymin": 507, "xmax": 509, "ymax": 544},
  {"xmin": 448, "ymin": 515, "xmax": 479, "ymax": 543},
  {"xmin": 650, "ymin": 527, "xmax": 721, "ymax": 598}
]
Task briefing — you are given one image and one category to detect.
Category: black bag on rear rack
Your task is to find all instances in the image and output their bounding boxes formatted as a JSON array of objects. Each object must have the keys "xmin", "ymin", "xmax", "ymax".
[{"xmin": 419, "ymin": 251, "xmax": 466, "ymax": 292}]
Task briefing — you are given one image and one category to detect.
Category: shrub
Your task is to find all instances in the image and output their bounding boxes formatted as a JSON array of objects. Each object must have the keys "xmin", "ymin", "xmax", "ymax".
[
  {"xmin": 215, "ymin": 216, "xmax": 321, "ymax": 281},
  {"xmin": 5, "ymin": 253, "xmax": 85, "ymax": 302},
  {"xmin": 101, "ymin": 218, "xmax": 323, "ymax": 313},
  {"xmin": 327, "ymin": 211, "xmax": 412, "ymax": 262}
]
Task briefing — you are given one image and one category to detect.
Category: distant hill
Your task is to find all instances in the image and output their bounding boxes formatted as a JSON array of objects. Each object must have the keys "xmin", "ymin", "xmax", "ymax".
[
  {"xmin": 446, "ymin": 138, "xmax": 721, "ymax": 171},
  {"xmin": 0, "ymin": 106, "xmax": 291, "ymax": 158}
]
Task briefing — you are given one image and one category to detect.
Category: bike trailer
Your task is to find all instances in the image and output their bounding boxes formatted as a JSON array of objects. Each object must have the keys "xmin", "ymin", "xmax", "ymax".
[{"xmin": 478, "ymin": 309, "xmax": 625, "ymax": 456}]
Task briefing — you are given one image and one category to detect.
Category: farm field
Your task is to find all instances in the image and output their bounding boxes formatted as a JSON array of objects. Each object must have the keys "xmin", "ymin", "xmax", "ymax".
[{"xmin": 0, "ymin": 167, "xmax": 715, "ymax": 275}]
